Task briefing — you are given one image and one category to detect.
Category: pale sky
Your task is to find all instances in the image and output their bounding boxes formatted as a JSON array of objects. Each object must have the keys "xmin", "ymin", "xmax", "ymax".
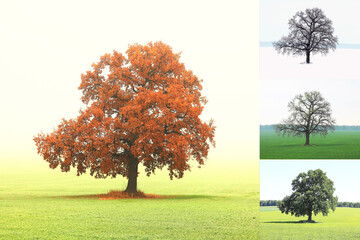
[
  {"xmin": 0, "ymin": 0, "xmax": 259, "ymax": 167},
  {"xmin": 261, "ymin": 160, "xmax": 360, "ymax": 202},
  {"xmin": 260, "ymin": 47, "xmax": 360, "ymax": 125},
  {"xmin": 260, "ymin": 0, "xmax": 360, "ymax": 44}
]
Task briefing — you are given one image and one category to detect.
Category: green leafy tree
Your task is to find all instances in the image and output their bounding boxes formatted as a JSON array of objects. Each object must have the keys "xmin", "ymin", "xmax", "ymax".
[{"xmin": 277, "ymin": 169, "xmax": 338, "ymax": 222}]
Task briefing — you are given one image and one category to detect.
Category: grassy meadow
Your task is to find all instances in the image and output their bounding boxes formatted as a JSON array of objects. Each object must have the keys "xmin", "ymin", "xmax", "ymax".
[
  {"xmin": 260, "ymin": 130, "xmax": 360, "ymax": 159},
  {"xmin": 0, "ymin": 156, "xmax": 258, "ymax": 240},
  {"xmin": 260, "ymin": 206, "xmax": 360, "ymax": 239}
]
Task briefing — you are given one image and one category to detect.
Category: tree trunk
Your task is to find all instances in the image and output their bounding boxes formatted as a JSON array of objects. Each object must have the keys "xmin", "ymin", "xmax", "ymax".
[
  {"xmin": 305, "ymin": 132, "xmax": 310, "ymax": 145},
  {"xmin": 307, "ymin": 211, "xmax": 312, "ymax": 222},
  {"xmin": 306, "ymin": 51, "xmax": 310, "ymax": 64},
  {"xmin": 124, "ymin": 156, "xmax": 139, "ymax": 193}
]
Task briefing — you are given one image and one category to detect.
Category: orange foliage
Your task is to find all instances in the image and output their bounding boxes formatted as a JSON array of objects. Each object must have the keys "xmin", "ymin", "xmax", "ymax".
[{"xmin": 34, "ymin": 41, "xmax": 215, "ymax": 185}]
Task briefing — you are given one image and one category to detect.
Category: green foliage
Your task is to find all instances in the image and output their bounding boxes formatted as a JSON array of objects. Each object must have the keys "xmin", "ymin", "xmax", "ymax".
[
  {"xmin": 260, "ymin": 130, "xmax": 360, "ymax": 159},
  {"xmin": 278, "ymin": 169, "xmax": 338, "ymax": 222}
]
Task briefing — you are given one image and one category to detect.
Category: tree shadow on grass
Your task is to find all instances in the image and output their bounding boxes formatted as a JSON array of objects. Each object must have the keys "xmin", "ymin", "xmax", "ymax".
[
  {"xmin": 278, "ymin": 144, "xmax": 318, "ymax": 148},
  {"xmin": 278, "ymin": 144, "xmax": 344, "ymax": 148},
  {"xmin": 164, "ymin": 194, "xmax": 217, "ymax": 200},
  {"xmin": 263, "ymin": 221, "xmax": 321, "ymax": 224},
  {"xmin": 51, "ymin": 193, "xmax": 216, "ymax": 201}
]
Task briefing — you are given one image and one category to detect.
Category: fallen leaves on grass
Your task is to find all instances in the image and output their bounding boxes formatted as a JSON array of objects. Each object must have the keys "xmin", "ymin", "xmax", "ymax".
[{"xmin": 63, "ymin": 190, "xmax": 167, "ymax": 200}]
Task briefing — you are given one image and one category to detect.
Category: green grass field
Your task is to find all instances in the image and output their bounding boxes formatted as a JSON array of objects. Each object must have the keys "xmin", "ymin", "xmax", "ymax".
[
  {"xmin": 0, "ymin": 157, "xmax": 258, "ymax": 240},
  {"xmin": 261, "ymin": 206, "xmax": 360, "ymax": 239},
  {"xmin": 260, "ymin": 130, "xmax": 360, "ymax": 159}
]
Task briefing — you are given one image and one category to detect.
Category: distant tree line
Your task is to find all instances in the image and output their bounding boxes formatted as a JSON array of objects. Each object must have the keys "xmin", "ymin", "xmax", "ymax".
[
  {"xmin": 260, "ymin": 125, "xmax": 275, "ymax": 131},
  {"xmin": 260, "ymin": 125, "xmax": 360, "ymax": 131},
  {"xmin": 260, "ymin": 200, "xmax": 360, "ymax": 208},
  {"xmin": 337, "ymin": 202, "xmax": 360, "ymax": 208},
  {"xmin": 260, "ymin": 200, "xmax": 279, "ymax": 206},
  {"xmin": 335, "ymin": 126, "xmax": 360, "ymax": 131}
]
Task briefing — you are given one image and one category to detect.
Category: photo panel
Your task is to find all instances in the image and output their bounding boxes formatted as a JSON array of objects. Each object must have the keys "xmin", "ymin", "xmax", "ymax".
[
  {"xmin": 260, "ymin": 160, "xmax": 360, "ymax": 239},
  {"xmin": 0, "ymin": 1, "xmax": 260, "ymax": 240}
]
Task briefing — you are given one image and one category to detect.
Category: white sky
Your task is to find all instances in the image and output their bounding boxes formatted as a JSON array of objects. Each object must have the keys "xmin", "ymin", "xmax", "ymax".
[
  {"xmin": 260, "ymin": 47, "xmax": 360, "ymax": 125},
  {"xmin": 0, "ymin": 0, "xmax": 259, "ymax": 166},
  {"xmin": 260, "ymin": 0, "xmax": 360, "ymax": 43},
  {"xmin": 261, "ymin": 160, "xmax": 360, "ymax": 202}
]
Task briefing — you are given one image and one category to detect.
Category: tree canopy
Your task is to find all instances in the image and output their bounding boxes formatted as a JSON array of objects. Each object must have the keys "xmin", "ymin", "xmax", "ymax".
[
  {"xmin": 275, "ymin": 91, "xmax": 335, "ymax": 145},
  {"xmin": 34, "ymin": 41, "xmax": 215, "ymax": 194},
  {"xmin": 273, "ymin": 8, "xmax": 338, "ymax": 63},
  {"xmin": 277, "ymin": 169, "xmax": 338, "ymax": 222}
]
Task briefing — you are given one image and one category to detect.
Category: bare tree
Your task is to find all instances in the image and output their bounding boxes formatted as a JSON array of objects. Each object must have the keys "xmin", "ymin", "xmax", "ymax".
[
  {"xmin": 275, "ymin": 91, "xmax": 335, "ymax": 145},
  {"xmin": 273, "ymin": 8, "xmax": 338, "ymax": 64}
]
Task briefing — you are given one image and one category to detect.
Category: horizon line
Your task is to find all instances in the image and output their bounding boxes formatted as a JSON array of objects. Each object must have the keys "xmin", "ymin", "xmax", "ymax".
[
  {"xmin": 260, "ymin": 124, "xmax": 360, "ymax": 126},
  {"xmin": 260, "ymin": 41, "xmax": 360, "ymax": 49}
]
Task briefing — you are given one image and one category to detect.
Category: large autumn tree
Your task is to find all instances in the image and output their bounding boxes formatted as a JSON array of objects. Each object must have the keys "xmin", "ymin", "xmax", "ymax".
[{"xmin": 34, "ymin": 42, "xmax": 215, "ymax": 194}]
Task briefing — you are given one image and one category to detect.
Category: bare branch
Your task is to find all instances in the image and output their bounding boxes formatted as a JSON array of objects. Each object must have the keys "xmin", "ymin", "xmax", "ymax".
[
  {"xmin": 273, "ymin": 8, "xmax": 338, "ymax": 63},
  {"xmin": 275, "ymin": 91, "xmax": 335, "ymax": 145}
]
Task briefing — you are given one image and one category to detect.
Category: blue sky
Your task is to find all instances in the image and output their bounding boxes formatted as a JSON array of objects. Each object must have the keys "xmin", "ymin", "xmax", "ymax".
[
  {"xmin": 260, "ymin": 160, "xmax": 360, "ymax": 202},
  {"xmin": 260, "ymin": 0, "xmax": 360, "ymax": 44}
]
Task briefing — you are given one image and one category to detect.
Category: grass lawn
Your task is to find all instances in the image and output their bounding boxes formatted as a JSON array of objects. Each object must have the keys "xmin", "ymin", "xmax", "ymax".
[
  {"xmin": 261, "ymin": 206, "xmax": 360, "ymax": 239},
  {"xmin": 260, "ymin": 130, "xmax": 360, "ymax": 159},
  {"xmin": 0, "ymin": 158, "xmax": 258, "ymax": 240}
]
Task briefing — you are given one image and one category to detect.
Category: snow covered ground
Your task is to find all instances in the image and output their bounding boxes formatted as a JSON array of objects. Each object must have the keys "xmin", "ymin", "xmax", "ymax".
[{"xmin": 260, "ymin": 47, "xmax": 360, "ymax": 125}]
